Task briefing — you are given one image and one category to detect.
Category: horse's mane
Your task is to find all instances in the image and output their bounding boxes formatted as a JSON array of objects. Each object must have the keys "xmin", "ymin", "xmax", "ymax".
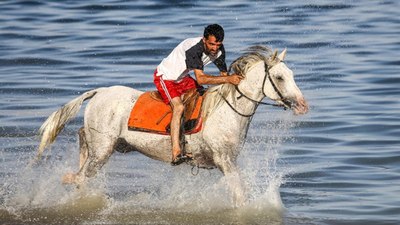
[{"xmin": 201, "ymin": 45, "xmax": 274, "ymax": 121}]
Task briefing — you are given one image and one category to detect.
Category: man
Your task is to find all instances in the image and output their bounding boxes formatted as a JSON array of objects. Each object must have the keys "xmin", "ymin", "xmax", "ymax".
[{"xmin": 153, "ymin": 24, "xmax": 243, "ymax": 165}]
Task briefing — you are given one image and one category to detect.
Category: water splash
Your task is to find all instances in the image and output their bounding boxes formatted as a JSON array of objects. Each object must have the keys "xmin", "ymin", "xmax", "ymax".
[
  {"xmin": 0, "ymin": 111, "xmax": 295, "ymax": 224},
  {"xmin": 239, "ymin": 111, "xmax": 296, "ymax": 211}
]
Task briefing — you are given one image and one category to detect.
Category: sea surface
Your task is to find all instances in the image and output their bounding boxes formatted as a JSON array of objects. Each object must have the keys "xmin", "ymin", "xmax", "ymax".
[{"xmin": 1, "ymin": 0, "xmax": 399, "ymax": 224}]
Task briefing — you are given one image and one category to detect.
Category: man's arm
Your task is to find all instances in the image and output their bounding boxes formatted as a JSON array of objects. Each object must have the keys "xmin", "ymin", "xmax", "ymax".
[
  {"xmin": 194, "ymin": 69, "xmax": 243, "ymax": 86},
  {"xmin": 220, "ymin": 71, "xmax": 228, "ymax": 76}
]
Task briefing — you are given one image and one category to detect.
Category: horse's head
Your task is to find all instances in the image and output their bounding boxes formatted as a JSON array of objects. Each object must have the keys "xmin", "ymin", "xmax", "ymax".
[
  {"xmin": 231, "ymin": 46, "xmax": 308, "ymax": 115},
  {"xmin": 264, "ymin": 49, "xmax": 308, "ymax": 115}
]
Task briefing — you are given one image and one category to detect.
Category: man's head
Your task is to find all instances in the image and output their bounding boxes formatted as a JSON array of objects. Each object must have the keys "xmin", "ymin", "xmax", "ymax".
[
  {"xmin": 203, "ymin": 24, "xmax": 224, "ymax": 42},
  {"xmin": 203, "ymin": 24, "xmax": 224, "ymax": 56}
]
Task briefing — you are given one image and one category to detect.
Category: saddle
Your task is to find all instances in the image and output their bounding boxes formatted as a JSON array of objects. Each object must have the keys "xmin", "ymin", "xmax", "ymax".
[{"xmin": 128, "ymin": 88, "xmax": 204, "ymax": 135}]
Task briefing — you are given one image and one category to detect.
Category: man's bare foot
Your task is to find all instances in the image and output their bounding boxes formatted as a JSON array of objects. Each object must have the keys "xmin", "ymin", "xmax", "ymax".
[
  {"xmin": 171, "ymin": 152, "xmax": 193, "ymax": 166},
  {"xmin": 172, "ymin": 149, "xmax": 182, "ymax": 161}
]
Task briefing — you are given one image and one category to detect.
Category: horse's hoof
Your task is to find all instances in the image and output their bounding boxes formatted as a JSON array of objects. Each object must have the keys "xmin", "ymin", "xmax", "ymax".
[{"xmin": 62, "ymin": 173, "xmax": 76, "ymax": 184}]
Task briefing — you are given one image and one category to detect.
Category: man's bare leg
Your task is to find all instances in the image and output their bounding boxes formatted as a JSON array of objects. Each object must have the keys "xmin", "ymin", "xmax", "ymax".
[{"xmin": 169, "ymin": 97, "xmax": 184, "ymax": 161}]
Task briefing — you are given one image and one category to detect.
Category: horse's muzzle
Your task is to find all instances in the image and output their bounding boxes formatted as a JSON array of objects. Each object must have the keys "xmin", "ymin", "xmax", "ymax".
[{"xmin": 293, "ymin": 97, "xmax": 309, "ymax": 115}]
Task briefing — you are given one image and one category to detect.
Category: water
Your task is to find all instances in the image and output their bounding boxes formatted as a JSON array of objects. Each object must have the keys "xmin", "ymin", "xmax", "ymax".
[{"xmin": 1, "ymin": 0, "xmax": 399, "ymax": 224}]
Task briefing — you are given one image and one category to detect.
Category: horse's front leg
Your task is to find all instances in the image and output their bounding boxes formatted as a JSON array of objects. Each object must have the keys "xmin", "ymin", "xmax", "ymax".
[{"xmin": 214, "ymin": 155, "xmax": 246, "ymax": 207}]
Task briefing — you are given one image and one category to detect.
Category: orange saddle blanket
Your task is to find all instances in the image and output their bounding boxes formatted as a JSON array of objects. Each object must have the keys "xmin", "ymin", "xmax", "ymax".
[{"xmin": 128, "ymin": 90, "xmax": 203, "ymax": 135}]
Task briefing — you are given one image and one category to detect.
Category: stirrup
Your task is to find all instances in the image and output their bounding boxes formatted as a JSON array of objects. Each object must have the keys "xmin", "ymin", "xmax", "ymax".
[{"xmin": 171, "ymin": 154, "xmax": 193, "ymax": 166}]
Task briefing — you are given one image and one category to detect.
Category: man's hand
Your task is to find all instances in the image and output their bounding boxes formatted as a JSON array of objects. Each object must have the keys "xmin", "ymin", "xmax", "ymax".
[{"xmin": 227, "ymin": 73, "xmax": 244, "ymax": 85}]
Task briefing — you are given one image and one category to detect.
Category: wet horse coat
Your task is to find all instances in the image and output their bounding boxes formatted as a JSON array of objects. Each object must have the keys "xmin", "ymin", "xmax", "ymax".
[{"xmin": 37, "ymin": 46, "xmax": 308, "ymax": 206}]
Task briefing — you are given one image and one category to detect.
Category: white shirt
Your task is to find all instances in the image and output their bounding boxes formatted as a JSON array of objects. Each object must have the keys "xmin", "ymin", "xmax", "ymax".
[{"xmin": 156, "ymin": 37, "xmax": 227, "ymax": 81}]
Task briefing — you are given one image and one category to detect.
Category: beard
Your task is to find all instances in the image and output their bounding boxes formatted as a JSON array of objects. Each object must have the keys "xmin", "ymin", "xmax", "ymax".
[{"xmin": 206, "ymin": 48, "xmax": 217, "ymax": 56}]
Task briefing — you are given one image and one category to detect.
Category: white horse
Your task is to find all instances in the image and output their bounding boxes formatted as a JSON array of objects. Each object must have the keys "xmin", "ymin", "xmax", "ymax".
[{"xmin": 36, "ymin": 46, "xmax": 308, "ymax": 206}]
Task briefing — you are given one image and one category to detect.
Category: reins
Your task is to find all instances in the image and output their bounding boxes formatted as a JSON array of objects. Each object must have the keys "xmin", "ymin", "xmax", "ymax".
[{"xmin": 221, "ymin": 61, "xmax": 287, "ymax": 118}]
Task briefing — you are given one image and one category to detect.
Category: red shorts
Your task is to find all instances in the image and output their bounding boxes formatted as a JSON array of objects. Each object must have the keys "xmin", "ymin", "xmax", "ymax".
[{"xmin": 153, "ymin": 70, "xmax": 198, "ymax": 104}]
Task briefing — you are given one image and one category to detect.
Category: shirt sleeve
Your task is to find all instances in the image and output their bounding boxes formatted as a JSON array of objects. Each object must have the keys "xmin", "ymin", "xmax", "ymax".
[
  {"xmin": 213, "ymin": 45, "xmax": 227, "ymax": 72},
  {"xmin": 185, "ymin": 43, "xmax": 204, "ymax": 71}
]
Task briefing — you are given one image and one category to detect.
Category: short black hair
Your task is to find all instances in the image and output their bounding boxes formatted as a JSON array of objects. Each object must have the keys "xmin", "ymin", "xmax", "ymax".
[{"xmin": 203, "ymin": 24, "xmax": 224, "ymax": 42}]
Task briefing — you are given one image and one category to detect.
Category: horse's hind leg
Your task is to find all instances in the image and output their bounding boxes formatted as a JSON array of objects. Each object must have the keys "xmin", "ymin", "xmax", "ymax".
[
  {"xmin": 65, "ymin": 133, "xmax": 116, "ymax": 186},
  {"xmin": 62, "ymin": 127, "xmax": 89, "ymax": 184},
  {"xmin": 78, "ymin": 127, "xmax": 89, "ymax": 170}
]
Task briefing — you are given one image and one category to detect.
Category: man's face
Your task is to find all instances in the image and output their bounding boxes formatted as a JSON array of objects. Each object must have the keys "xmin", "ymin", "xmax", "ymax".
[{"xmin": 203, "ymin": 35, "xmax": 222, "ymax": 56}]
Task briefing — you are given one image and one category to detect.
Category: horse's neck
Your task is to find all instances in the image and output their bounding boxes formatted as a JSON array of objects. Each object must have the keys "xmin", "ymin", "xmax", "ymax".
[
  {"xmin": 208, "ymin": 86, "xmax": 259, "ymax": 130},
  {"xmin": 202, "ymin": 62, "xmax": 267, "ymax": 137},
  {"xmin": 237, "ymin": 61, "xmax": 267, "ymax": 102},
  {"xmin": 232, "ymin": 88, "xmax": 260, "ymax": 118}
]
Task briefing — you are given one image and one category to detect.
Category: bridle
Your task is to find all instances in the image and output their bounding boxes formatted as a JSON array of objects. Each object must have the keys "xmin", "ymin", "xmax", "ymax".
[{"xmin": 221, "ymin": 61, "xmax": 289, "ymax": 118}]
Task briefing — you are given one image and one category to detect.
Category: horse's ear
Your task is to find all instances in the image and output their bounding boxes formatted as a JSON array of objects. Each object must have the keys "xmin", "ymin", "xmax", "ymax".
[
  {"xmin": 271, "ymin": 50, "xmax": 278, "ymax": 60},
  {"xmin": 278, "ymin": 48, "xmax": 287, "ymax": 61},
  {"xmin": 267, "ymin": 50, "xmax": 278, "ymax": 66}
]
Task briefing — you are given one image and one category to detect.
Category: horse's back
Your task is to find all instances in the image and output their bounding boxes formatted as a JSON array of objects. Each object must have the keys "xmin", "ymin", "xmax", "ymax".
[
  {"xmin": 84, "ymin": 86, "xmax": 143, "ymax": 132},
  {"xmin": 92, "ymin": 85, "xmax": 142, "ymax": 102},
  {"xmin": 104, "ymin": 85, "xmax": 143, "ymax": 98}
]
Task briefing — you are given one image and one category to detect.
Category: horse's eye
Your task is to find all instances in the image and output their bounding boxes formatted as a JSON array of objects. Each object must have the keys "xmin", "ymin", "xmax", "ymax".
[{"xmin": 276, "ymin": 76, "xmax": 284, "ymax": 81}]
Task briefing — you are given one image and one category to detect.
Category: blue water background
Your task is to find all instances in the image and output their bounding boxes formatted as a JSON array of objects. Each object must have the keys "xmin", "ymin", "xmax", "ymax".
[{"xmin": 1, "ymin": 0, "xmax": 399, "ymax": 224}]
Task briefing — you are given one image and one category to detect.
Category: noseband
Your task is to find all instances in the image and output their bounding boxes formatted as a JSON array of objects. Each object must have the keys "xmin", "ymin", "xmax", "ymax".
[{"xmin": 221, "ymin": 61, "xmax": 288, "ymax": 117}]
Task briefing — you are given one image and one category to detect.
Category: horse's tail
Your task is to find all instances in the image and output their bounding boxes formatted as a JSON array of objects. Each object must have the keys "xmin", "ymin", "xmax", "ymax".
[{"xmin": 36, "ymin": 89, "xmax": 100, "ymax": 161}]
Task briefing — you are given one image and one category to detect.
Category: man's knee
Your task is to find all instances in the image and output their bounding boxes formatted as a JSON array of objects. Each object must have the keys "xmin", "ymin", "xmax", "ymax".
[
  {"xmin": 173, "ymin": 103, "xmax": 184, "ymax": 115},
  {"xmin": 171, "ymin": 98, "xmax": 184, "ymax": 115}
]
